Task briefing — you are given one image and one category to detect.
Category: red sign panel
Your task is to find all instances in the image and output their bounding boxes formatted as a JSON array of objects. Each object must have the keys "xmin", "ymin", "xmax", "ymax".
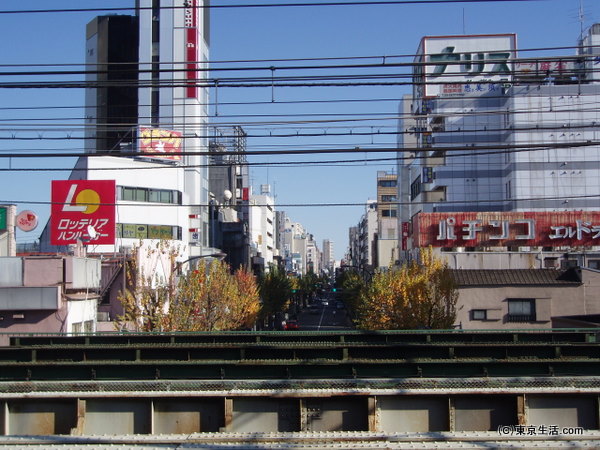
[
  {"xmin": 401, "ymin": 222, "xmax": 410, "ymax": 250},
  {"xmin": 184, "ymin": 0, "xmax": 198, "ymax": 99},
  {"xmin": 139, "ymin": 128, "xmax": 183, "ymax": 161},
  {"xmin": 51, "ymin": 180, "xmax": 116, "ymax": 245},
  {"xmin": 414, "ymin": 211, "xmax": 600, "ymax": 248}
]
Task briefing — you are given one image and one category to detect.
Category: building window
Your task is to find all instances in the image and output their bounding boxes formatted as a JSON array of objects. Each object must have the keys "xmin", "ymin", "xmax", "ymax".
[
  {"xmin": 544, "ymin": 257, "xmax": 558, "ymax": 269},
  {"xmin": 507, "ymin": 299, "xmax": 536, "ymax": 322},
  {"xmin": 382, "ymin": 209, "xmax": 397, "ymax": 217},
  {"xmin": 471, "ymin": 309, "xmax": 487, "ymax": 320},
  {"xmin": 378, "ymin": 180, "xmax": 397, "ymax": 188},
  {"xmin": 410, "ymin": 176, "xmax": 422, "ymax": 200},
  {"xmin": 84, "ymin": 320, "xmax": 94, "ymax": 333},
  {"xmin": 117, "ymin": 223, "xmax": 182, "ymax": 240},
  {"xmin": 588, "ymin": 259, "xmax": 600, "ymax": 270},
  {"xmin": 119, "ymin": 186, "xmax": 181, "ymax": 205},
  {"xmin": 381, "ymin": 195, "xmax": 397, "ymax": 202}
]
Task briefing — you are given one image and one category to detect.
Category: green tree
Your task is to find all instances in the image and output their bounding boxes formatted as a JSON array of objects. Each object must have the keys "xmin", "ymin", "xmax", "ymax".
[
  {"xmin": 258, "ymin": 266, "xmax": 293, "ymax": 319},
  {"xmin": 336, "ymin": 270, "xmax": 366, "ymax": 317},
  {"xmin": 298, "ymin": 271, "xmax": 319, "ymax": 302},
  {"xmin": 356, "ymin": 248, "xmax": 458, "ymax": 330}
]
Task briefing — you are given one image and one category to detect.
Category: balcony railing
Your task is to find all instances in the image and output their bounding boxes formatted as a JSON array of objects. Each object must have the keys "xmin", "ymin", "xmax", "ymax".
[{"xmin": 506, "ymin": 314, "xmax": 536, "ymax": 323}]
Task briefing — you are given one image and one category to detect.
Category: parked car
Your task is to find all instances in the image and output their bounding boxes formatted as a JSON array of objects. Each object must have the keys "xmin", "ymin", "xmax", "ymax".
[{"xmin": 284, "ymin": 320, "xmax": 299, "ymax": 331}]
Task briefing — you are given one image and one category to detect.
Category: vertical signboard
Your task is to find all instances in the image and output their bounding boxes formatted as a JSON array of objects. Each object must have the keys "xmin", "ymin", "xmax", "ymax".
[
  {"xmin": 184, "ymin": 0, "xmax": 198, "ymax": 99},
  {"xmin": 51, "ymin": 180, "xmax": 116, "ymax": 245},
  {"xmin": 401, "ymin": 222, "xmax": 410, "ymax": 251},
  {"xmin": 0, "ymin": 207, "xmax": 6, "ymax": 231}
]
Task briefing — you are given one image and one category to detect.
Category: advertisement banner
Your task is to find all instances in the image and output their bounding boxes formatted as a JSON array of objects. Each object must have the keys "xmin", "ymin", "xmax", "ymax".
[
  {"xmin": 414, "ymin": 211, "xmax": 600, "ymax": 248},
  {"xmin": 420, "ymin": 34, "xmax": 517, "ymax": 98},
  {"xmin": 138, "ymin": 127, "xmax": 183, "ymax": 161},
  {"xmin": 51, "ymin": 180, "xmax": 116, "ymax": 245}
]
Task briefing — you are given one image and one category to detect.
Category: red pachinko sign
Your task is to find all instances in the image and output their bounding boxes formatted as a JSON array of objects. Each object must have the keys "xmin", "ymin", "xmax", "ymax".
[
  {"xmin": 51, "ymin": 180, "xmax": 116, "ymax": 245},
  {"xmin": 414, "ymin": 211, "xmax": 600, "ymax": 248},
  {"xmin": 139, "ymin": 128, "xmax": 183, "ymax": 161}
]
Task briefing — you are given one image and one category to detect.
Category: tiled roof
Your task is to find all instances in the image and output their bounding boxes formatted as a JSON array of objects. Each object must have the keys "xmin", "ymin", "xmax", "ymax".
[{"xmin": 450, "ymin": 268, "xmax": 582, "ymax": 287}]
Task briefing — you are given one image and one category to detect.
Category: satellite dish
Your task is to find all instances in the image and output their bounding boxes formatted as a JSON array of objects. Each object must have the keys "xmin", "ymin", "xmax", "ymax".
[
  {"xmin": 87, "ymin": 225, "xmax": 98, "ymax": 240},
  {"xmin": 223, "ymin": 190, "xmax": 233, "ymax": 201}
]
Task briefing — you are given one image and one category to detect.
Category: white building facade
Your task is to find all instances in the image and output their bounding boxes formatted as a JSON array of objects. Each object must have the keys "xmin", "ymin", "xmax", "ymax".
[
  {"xmin": 41, "ymin": 1, "xmax": 212, "ymax": 262},
  {"xmin": 249, "ymin": 191, "xmax": 275, "ymax": 269}
]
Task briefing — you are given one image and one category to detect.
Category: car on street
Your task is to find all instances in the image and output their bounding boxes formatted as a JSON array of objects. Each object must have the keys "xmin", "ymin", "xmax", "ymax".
[{"xmin": 284, "ymin": 320, "xmax": 299, "ymax": 331}]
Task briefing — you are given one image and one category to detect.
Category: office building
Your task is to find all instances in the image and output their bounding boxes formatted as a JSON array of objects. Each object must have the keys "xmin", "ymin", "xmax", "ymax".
[
  {"xmin": 398, "ymin": 26, "xmax": 600, "ymax": 269},
  {"xmin": 41, "ymin": 1, "xmax": 212, "ymax": 262}
]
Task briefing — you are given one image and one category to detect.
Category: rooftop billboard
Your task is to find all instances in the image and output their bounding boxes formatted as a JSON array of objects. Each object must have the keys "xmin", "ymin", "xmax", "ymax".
[
  {"xmin": 414, "ymin": 34, "xmax": 517, "ymax": 98},
  {"xmin": 138, "ymin": 127, "xmax": 183, "ymax": 161}
]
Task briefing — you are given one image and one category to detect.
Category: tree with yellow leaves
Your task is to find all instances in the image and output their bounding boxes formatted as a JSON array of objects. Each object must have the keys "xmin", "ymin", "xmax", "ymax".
[
  {"xmin": 116, "ymin": 241, "xmax": 178, "ymax": 332},
  {"xmin": 117, "ymin": 242, "xmax": 260, "ymax": 332},
  {"xmin": 169, "ymin": 260, "xmax": 260, "ymax": 331},
  {"xmin": 356, "ymin": 248, "xmax": 458, "ymax": 330}
]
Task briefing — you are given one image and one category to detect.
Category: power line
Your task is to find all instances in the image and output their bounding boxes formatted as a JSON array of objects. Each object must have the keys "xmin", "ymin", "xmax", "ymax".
[
  {"xmin": 0, "ymin": 0, "xmax": 549, "ymax": 16},
  {"xmin": 4, "ymin": 192, "xmax": 599, "ymax": 210},
  {"xmin": 0, "ymin": 140, "xmax": 598, "ymax": 159},
  {"xmin": 2, "ymin": 144, "xmax": 599, "ymax": 172}
]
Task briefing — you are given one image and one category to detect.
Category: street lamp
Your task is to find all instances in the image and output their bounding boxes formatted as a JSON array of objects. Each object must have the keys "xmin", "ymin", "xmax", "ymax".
[{"xmin": 177, "ymin": 252, "xmax": 227, "ymax": 274}]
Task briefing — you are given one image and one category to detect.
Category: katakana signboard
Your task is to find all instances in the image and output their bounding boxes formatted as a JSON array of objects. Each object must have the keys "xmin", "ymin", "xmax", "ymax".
[
  {"xmin": 414, "ymin": 34, "xmax": 517, "ymax": 98},
  {"xmin": 414, "ymin": 211, "xmax": 600, "ymax": 248},
  {"xmin": 51, "ymin": 180, "xmax": 116, "ymax": 245}
]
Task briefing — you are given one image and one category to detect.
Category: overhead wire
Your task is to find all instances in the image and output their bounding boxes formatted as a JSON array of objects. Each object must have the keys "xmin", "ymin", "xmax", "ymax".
[
  {"xmin": 4, "ymin": 191, "xmax": 600, "ymax": 210},
  {"xmin": 0, "ymin": 0, "xmax": 552, "ymax": 16}
]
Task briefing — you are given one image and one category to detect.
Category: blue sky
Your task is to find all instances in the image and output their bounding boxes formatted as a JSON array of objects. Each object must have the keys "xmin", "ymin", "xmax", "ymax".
[{"xmin": 1, "ymin": 0, "xmax": 599, "ymax": 260}]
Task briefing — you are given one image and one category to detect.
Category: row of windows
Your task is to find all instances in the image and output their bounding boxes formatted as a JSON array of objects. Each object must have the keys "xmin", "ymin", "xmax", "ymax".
[
  {"xmin": 117, "ymin": 223, "xmax": 183, "ymax": 240},
  {"xmin": 471, "ymin": 299, "xmax": 536, "ymax": 322},
  {"xmin": 378, "ymin": 180, "xmax": 397, "ymax": 188},
  {"xmin": 119, "ymin": 186, "xmax": 182, "ymax": 204}
]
